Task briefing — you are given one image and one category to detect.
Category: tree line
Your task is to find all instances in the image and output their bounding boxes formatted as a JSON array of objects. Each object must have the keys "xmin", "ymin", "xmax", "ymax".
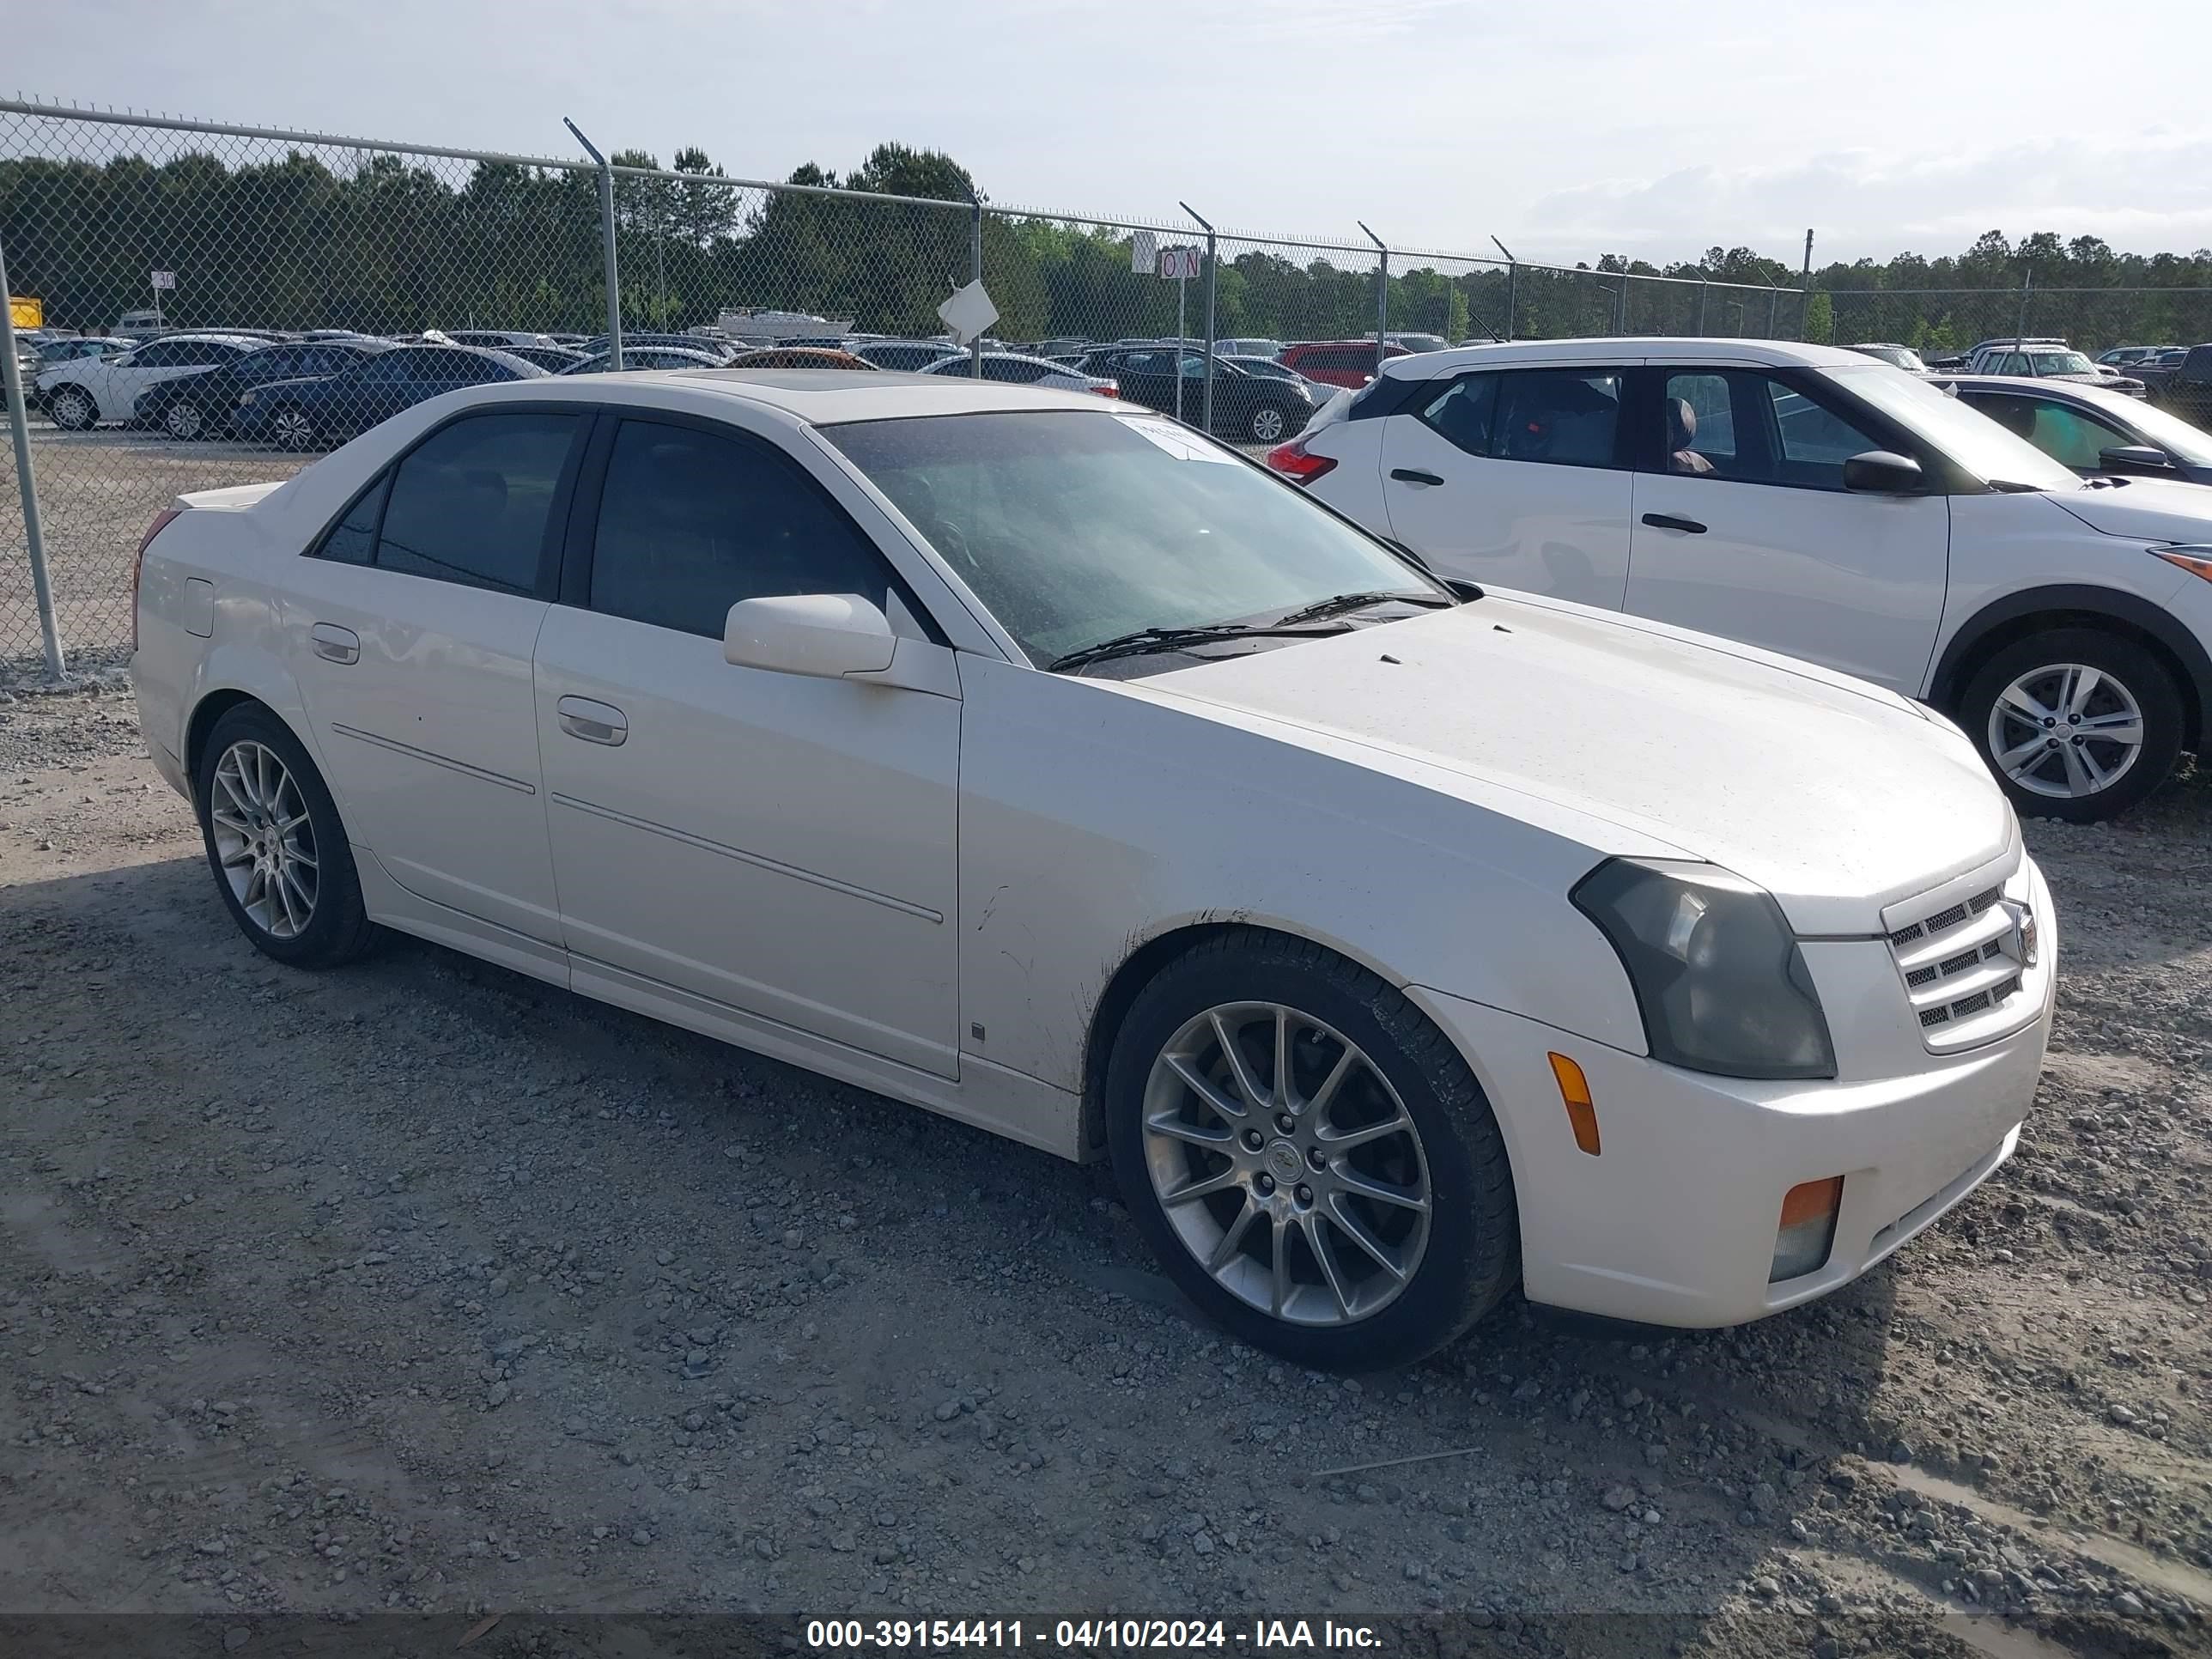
[{"xmin": 4, "ymin": 139, "xmax": 2209, "ymax": 351}]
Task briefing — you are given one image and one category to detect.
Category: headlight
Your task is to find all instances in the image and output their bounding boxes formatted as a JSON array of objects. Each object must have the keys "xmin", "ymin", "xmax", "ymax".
[{"xmin": 1572, "ymin": 859, "xmax": 1835, "ymax": 1079}]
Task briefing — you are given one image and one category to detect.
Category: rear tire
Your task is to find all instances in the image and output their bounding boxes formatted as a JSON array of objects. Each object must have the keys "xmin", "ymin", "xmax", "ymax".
[
  {"xmin": 1246, "ymin": 403, "xmax": 1294, "ymax": 444},
  {"xmin": 1105, "ymin": 928, "xmax": 1517, "ymax": 1370},
  {"xmin": 194, "ymin": 703, "xmax": 378, "ymax": 969},
  {"xmin": 1958, "ymin": 628, "xmax": 2184, "ymax": 823},
  {"xmin": 163, "ymin": 398, "xmax": 207, "ymax": 441},
  {"xmin": 270, "ymin": 405, "xmax": 319, "ymax": 451},
  {"xmin": 47, "ymin": 386, "xmax": 97, "ymax": 431}
]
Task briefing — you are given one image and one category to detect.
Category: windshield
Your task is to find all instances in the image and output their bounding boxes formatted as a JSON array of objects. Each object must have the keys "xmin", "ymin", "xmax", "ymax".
[
  {"xmin": 2033, "ymin": 351, "xmax": 2096, "ymax": 376},
  {"xmin": 1853, "ymin": 345, "xmax": 1927, "ymax": 372},
  {"xmin": 2112, "ymin": 395, "xmax": 2212, "ymax": 467},
  {"xmin": 1823, "ymin": 363, "xmax": 2080, "ymax": 490},
  {"xmin": 824, "ymin": 410, "xmax": 1444, "ymax": 665}
]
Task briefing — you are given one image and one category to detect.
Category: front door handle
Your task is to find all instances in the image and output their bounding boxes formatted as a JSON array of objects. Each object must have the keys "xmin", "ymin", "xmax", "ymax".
[
  {"xmin": 1640, "ymin": 513, "xmax": 1707, "ymax": 535},
  {"xmin": 556, "ymin": 696, "xmax": 628, "ymax": 746},
  {"xmin": 310, "ymin": 623, "xmax": 360, "ymax": 665},
  {"xmin": 1389, "ymin": 467, "xmax": 1446, "ymax": 486}
]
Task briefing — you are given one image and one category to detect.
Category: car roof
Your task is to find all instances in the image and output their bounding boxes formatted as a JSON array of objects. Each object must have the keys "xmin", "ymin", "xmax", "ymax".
[
  {"xmin": 1929, "ymin": 374, "xmax": 2142, "ymax": 410},
  {"xmin": 445, "ymin": 367, "xmax": 1111, "ymax": 426},
  {"xmin": 1367, "ymin": 337, "xmax": 1881, "ymax": 383}
]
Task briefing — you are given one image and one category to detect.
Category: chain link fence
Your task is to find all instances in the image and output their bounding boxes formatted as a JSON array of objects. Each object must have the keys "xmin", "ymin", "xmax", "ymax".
[{"xmin": 1819, "ymin": 285, "xmax": 2212, "ymax": 362}]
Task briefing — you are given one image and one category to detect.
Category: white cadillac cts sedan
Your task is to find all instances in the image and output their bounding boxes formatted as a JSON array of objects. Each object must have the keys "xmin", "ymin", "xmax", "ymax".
[{"xmin": 133, "ymin": 370, "xmax": 2056, "ymax": 1370}]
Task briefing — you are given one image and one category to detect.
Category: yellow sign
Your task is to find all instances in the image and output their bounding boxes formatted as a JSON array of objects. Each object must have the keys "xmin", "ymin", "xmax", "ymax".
[{"xmin": 8, "ymin": 295, "xmax": 40, "ymax": 330}]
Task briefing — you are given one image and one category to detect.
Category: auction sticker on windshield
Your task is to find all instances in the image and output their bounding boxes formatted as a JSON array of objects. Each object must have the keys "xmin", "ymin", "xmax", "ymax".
[{"xmin": 1118, "ymin": 413, "xmax": 1236, "ymax": 462}]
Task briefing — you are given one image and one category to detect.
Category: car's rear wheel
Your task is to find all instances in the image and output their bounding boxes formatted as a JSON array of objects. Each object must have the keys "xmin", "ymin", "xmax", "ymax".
[
  {"xmin": 1106, "ymin": 929, "xmax": 1516, "ymax": 1370},
  {"xmin": 270, "ymin": 406, "xmax": 319, "ymax": 451},
  {"xmin": 195, "ymin": 703, "xmax": 377, "ymax": 968},
  {"xmin": 163, "ymin": 398, "xmax": 206, "ymax": 440},
  {"xmin": 1246, "ymin": 403, "xmax": 1292, "ymax": 444},
  {"xmin": 47, "ymin": 386, "xmax": 97, "ymax": 431},
  {"xmin": 1959, "ymin": 628, "xmax": 2185, "ymax": 823}
]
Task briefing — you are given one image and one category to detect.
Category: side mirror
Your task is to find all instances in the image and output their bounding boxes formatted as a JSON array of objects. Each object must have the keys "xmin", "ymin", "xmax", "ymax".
[
  {"xmin": 724, "ymin": 593, "xmax": 897, "ymax": 679},
  {"xmin": 2099, "ymin": 444, "xmax": 2174, "ymax": 477},
  {"xmin": 1841, "ymin": 450, "xmax": 1925, "ymax": 494}
]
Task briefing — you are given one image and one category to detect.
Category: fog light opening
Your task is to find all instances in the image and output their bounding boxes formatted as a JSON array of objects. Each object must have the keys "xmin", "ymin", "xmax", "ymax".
[
  {"xmin": 1771, "ymin": 1176, "xmax": 1843, "ymax": 1283},
  {"xmin": 1547, "ymin": 1052, "xmax": 1601, "ymax": 1157}
]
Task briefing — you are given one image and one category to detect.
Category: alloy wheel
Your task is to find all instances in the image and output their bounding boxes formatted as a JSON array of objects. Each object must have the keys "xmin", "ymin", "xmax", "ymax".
[
  {"xmin": 1141, "ymin": 1001, "xmax": 1431, "ymax": 1326},
  {"xmin": 271, "ymin": 409, "xmax": 315, "ymax": 450},
  {"xmin": 52, "ymin": 389, "xmax": 95, "ymax": 430},
  {"xmin": 1249, "ymin": 406, "xmax": 1288, "ymax": 443},
  {"xmin": 1987, "ymin": 662, "xmax": 2146, "ymax": 799},
  {"xmin": 165, "ymin": 400, "xmax": 204, "ymax": 439},
  {"xmin": 210, "ymin": 740, "xmax": 319, "ymax": 939}
]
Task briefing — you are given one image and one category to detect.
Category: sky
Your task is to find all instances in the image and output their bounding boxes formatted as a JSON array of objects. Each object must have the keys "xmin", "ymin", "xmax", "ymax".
[{"xmin": 15, "ymin": 0, "xmax": 2212, "ymax": 270}]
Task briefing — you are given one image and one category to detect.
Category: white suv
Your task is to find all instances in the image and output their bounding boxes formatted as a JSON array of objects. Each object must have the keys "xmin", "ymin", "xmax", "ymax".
[{"xmin": 1274, "ymin": 338, "xmax": 2212, "ymax": 821}]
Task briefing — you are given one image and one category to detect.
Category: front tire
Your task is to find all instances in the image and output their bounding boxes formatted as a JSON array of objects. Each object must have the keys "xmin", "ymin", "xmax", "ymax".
[
  {"xmin": 1105, "ymin": 929, "xmax": 1516, "ymax": 1370},
  {"xmin": 1959, "ymin": 628, "xmax": 2184, "ymax": 822},
  {"xmin": 269, "ymin": 405, "xmax": 319, "ymax": 451},
  {"xmin": 195, "ymin": 703, "xmax": 377, "ymax": 968},
  {"xmin": 47, "ymin": 386, "xmax": 97, "ymax": 431},
  {"xmin": 1246, "ymin": 402, "xmax": 1293, "ymax": 444},
  {"xmin": 163, "ymin": 398, "xmax": 207, "ymax": 440}
]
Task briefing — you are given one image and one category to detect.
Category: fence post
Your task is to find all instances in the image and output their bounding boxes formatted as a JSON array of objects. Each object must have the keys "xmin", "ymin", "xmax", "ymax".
[
  {"xmin": 969, "ymin": 191, "xmax": 985, "ymax": 380},
  {"xmin": 1696, "ymin": 278, "xmax": 1709, "ymax": 337},
  {"xmin": 2014, "ymin": 270, "xmax": 2033, "ymax": 352},
  {"xmin": 1182, "ymin": 202, "xmax": 1218, "ymax": 436},
  {"xmin": 1504, "ymin": 263, "xmax": 1517, "ymax": 341},
  {"xmin": 0, "ymin": 228, "xmax": 65, "ymax": 681},
  {"xmin": 564, "ymin": 118, "xmax": 622, "ymax": 370},
  {"xmin": 1799, "ymin": 228, "xmax": 1814, "ymax": 340},
  {"xmin": 1358, "ymin": 222, "xmax": 1388, "ymax": 377}
]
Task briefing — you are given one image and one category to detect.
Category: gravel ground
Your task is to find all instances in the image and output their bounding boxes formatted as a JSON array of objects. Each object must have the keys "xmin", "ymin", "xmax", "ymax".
[
  {"xmin": 3, "ymin": 685, "xmax": 2210, "ymax": 1659},
  {"xmin": 0, "ymin": 428, "xmax": 315, "ymax": 672}
]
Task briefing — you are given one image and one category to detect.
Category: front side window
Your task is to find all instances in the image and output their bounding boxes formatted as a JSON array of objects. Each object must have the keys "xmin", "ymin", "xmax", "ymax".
[
  {"xmin": 1962, "ymin": 396, "xmax": 2132, "ymax": 471},
  {"xmin": 587, "ymin": 419, "xmax": 890, "ymax": 638},
  {"xmin": 1765, "ymin": 379, "xmax": 1883, "ymax": 479},
  {"xmin": 1648, "ymin": 370, "xmax": 1876, "ymax": 489},
  {"xmin": 374, "ymin": 412, "xmax": 579, "ymax": 593},
  {"xmin": 1820, "ymin": 363, "xmax": 2078, "ymax": 490},
  {"xmin": 825, "ymin": 410, "xmax": 1443, "ymax": 665}
]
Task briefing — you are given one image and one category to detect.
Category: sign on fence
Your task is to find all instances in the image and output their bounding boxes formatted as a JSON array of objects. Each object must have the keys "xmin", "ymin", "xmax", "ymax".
[
  {"xmin": 1156, "ymin": 246, "xmax": 1200, "ymax": 282},
  {"xmin": 8, "ymin": 295, "xmax": 40, "ymax": 329},
  {"xmin": 149, "ymin": 270, "xmax": 175, "ymax": 290},
  {"xmin": 1131, "ymin": 231, "xmax": 1157, "ymax": 277}
]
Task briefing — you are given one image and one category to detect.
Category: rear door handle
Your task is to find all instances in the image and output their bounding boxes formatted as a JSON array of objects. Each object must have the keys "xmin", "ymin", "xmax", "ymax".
[
  {"xmin": 1640, "ymin": 513, "xmax": 1707, "ymax": 534},
  {"xmin": 556, "ymin": 696, "xmax": 628, "ymax": 746},
  {"xmin": 309, "ymin": 623, "xmax": 359, "ymax": 665},
  {"xmin": 1389, "ymin": 467, "xmax": 1446, "ymax": 486}
]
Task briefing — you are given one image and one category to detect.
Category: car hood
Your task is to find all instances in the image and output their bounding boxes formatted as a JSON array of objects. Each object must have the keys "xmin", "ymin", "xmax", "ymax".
[
  {"xmin": 2045, "ymin": 477, "xmax": 2212, "ymax": 541},
  {"xmin": 1131, "ymin": 595, "xmax": 2013, "ymax": 934}
]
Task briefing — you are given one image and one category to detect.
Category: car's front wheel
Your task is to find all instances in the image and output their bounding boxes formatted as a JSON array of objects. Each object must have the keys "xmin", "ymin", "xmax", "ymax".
[
  {"xmin": 46, "ymin": 386, "xmax": 97, "ymax": 430},
  {"xmin": 269, "ymin": 405, "xmax": 319, "ymax": 451},
  {"xmin": 1960, "ymin": 628, "xmax": 2185, "ymax": 822},
  {"xmin": 1246, "ymin": 403, "xmax": 1293, "ymax": 444},
  {"xmin": 1106, "ymin": 929, "xmax": 1516, "ymax": 1370},
  {"xmin": 195, "ymin": 703, "xmax": 378, "ymax": 968},
  {"xmin": 163, "ymin": 398, "xmax": 207, "ymax": 440}
]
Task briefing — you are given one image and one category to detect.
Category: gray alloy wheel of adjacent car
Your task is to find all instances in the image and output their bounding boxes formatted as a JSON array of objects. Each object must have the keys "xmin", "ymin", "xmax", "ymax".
[
  {"xmin": 1247, "ymin": 404, "xmax": 1291, "ymax": 444},
  {"xmin": 1960, "ymin": 627, "xmax": 2185, "ymax": 823},
  {"xmin": 47, "ymin": 386, "xmax": 98, "ymax": 431},
  {"xmin": 163, "ymin": 398, "xmax": 206, "ymax": 440},
  {"xmin": 270, "ymin": 406, "xmax": 319, "ymax": 452}
]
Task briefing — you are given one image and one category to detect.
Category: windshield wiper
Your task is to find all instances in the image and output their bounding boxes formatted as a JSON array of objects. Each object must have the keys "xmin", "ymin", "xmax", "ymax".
[
  {"xmin": 1048, "ymin": 622, "xmax": 1353, "ymax": 674},
  {"xmin": 1271, "ymin": 589, "xmax": 1456, "ymax": 627}
]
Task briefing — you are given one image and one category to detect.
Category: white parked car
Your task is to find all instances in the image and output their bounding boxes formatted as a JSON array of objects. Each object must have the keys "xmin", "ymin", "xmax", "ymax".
[
  {"xmin": 35, "ymin": 332, "xmax": 269, "ymax": 429},
  {"xmin": 920, "ymin": 350, "xmax": 1118, "ymax": 396},
  {"xmin": 1274, "ymin": 338, "xmax": 2212, "ymax": 822},
  {"xmin": 133, "ymin": 370, "xmax": 2054, "ymax": 1366}
]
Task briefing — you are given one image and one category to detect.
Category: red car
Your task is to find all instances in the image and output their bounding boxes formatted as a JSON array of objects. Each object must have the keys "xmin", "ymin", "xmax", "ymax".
[{"xmin": 1279, "ymin": 339, "xmax": 1411, "ymax": 391}]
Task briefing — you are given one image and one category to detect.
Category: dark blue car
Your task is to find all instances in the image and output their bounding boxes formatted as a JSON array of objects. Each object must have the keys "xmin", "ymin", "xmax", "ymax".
[
  {"xmin": 234, "ymin": 343, "xmax": 544, "ymax": 450},
  {"xmin": 136, "ymin": 338, "xmax": 394, "ymax": 440}
]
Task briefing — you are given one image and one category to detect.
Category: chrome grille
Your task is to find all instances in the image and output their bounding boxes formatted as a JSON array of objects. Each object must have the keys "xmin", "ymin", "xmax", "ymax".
[{"xmin": 1886, "ymin": 878, "xmax": 2032, "ymax": 1048}]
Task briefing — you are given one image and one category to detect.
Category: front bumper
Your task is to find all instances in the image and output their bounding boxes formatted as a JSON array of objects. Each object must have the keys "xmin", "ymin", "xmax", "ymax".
[{"xmin": 1411, "ymin": 858, "xmax": 2055, "ymax": 1328}]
